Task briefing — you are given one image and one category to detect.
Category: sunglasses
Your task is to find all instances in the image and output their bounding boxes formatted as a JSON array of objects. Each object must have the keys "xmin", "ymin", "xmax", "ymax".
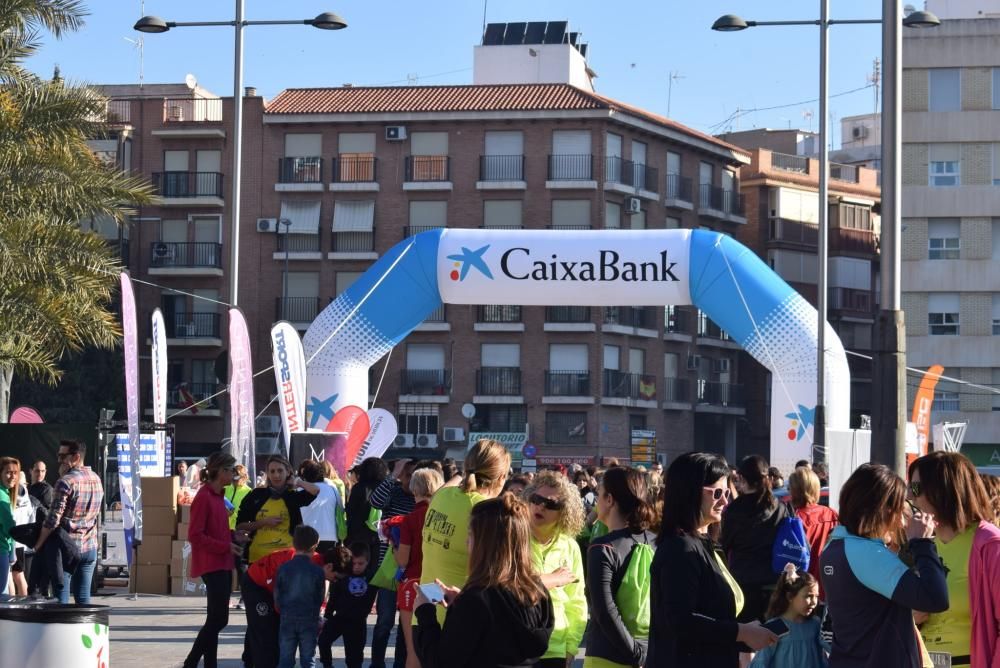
[
  {"xmin": 908, "ymin": 481, "xmax": 922, "ymax": 498},
  {"xmin": 57, "ymin": 452, "xmax": 71, "ymax": 460},
  {"xmin": 704, "ymin": 486, "xmax": 733, "ymax": 502},
  {"xmin": 529, "ymin": 493, "xmax": 565, "ymax": 512}
]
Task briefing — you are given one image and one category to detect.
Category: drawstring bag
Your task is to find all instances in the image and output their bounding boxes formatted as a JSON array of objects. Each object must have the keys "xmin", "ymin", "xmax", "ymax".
[
  {"xmin": 772, "ymin": 513, "xmax": 811, "ymax": 574},
  {"xmin": 369, "ymin": 544, "xmax": 399, "ymax": 591},
  {"xmin": 614, "ymin": 537, "xmax": 654, "ymax": 640}
]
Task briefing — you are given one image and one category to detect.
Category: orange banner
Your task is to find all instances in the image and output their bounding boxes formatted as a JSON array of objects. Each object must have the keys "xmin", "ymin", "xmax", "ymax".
[{"xmin": 911, "ymin": 364, "xmax": 944, "ymax": 457}]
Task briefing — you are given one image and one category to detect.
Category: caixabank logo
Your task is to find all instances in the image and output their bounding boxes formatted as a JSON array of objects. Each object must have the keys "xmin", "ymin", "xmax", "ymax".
[{"xmin": 447, "ymin": 244, "xmax": 681, "ymax": 283}]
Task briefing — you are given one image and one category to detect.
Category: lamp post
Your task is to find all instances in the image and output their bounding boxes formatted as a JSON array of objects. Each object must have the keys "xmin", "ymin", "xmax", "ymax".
[
  {"xmin": 278, "ymin": 217, "xmax": 292, "ymax": 314},
  {"xmin": 712, "ymin": 4, "xmax": 938, "ymax": 468},
  {"xmin": 135, "ymin": 6, "xmax": 347, "ymax": 309}
]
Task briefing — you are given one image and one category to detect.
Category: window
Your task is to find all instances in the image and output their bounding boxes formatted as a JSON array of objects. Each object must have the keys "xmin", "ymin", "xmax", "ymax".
[
  {"xmin": 993, "ymin": 144, "xmax": 1000, "ymax": 185},
  {"xmin": 471, "ymin": 404, "xmax": 526, "ymax": 433},
  {"xmin": 667, "ymin": 151, "xmax": 681, "ymax": 177},
  {"xmin": 993, "ymin": 294, "xmax": 1000, "ymax": 335},
  {"xmin": 929, "ymin": 144, "xmax": 960, "ymax": 186},
  {"xmin": 545, "ymin": 411, "xmax": 587, "ymax": 444},
  {"xmin": 606, "ymin": 133, "xmax": 623, "ymax": 181},
  {"xmin": 605, "ymin": 201, "xmax": 621, "ymax": 229},
  {"xmin": 279, "ymin": 200, "xmax": 322, "ymax": 235},
  {"xmin": 838, "ymin": 204, "xmax": 872, "ymax": 231},
  {"xmin": 483, "ymin": 200, "xmax": 522, "ymax": 229},
  {"xmin": 628, "ymin": 348, "xmax": 645, "ymax": 374},
  {"xmin": 408, "ymin": 201, "xmax": 447, "ymax": 231},
  {"xmin": 603, "ymin": 345, "xmax": 619, "ymax": 370},
  {"xmin": 281, "ymin": 272, "xmax": 320, "ymax": 321},
  {"xmin": 404, "ymin": 344, "xmax": 447, "ymax": 394},
  {"xmin": 664, "ymin": 353, "xmax": 679, "ymax": 377},
  {"xmin": 332, "ymin": 200, "xmax": 375, "ymax": 250},
  {"xmin": 337, "ymin": 133, "xmax": 375, "ymax": 181},
  {"xmin": 481, "ymin": 343, "xmax": 520, "ymax": 366},
  {"xmin": 398, "ymin": 403, "xmax": 439, "ymax": 436},
  {"xmin": 994, "ymin": 219, "xmax": 1000, "ymax": 259},
  {"xmin": 410, "ymin": 132, "xmax": 449, "ymax": 180},
  {"xmin": 928, "ymin": 68, "xmax": 960, "ymax": 112},
  {"xmin": 551, "ymin": 200, "xmax": 591, "ymax": 229},
  {"xmin": 928, "ymin": 293, "xmax": 960, "ymax": 335},
  {"xmin": 335, "ymin": 271, "xmax": 362, "ymax": 296},
  {"xmin": 699, "ymin": 161, "xmax": 713, "ymax": 186},
  {"xmin": 994, "ymin": 69, "xmax": 1000, "ymax": 110},
  {"xmin": 551, "ymin": 130, "xmax": 592, "ymax": 180},
  {"xmin": 994, "ymin": 369, "xmax": 1000, "ymax": 411},
  {"xmin": 285, "ymin": 134, "xmax": 322, "ymax": 157},
  {"xmin": 665, "ymin": 216, "xmax": 681, "ymax": 229},
  {"xmin": 934, "ymin": 379, "xmax": 960, "ymax": 412},
  {"xmin": 160, "ymin": 219, "xmax": 187, "ymax": 242},
  {"xmin": 928, "ymin": 219, "xmax": 960, "ymax": 259},
  {"xmin": 629, "ymin": 414, "xmax": 647, "ymax": 431},
  {"xmin": 484, "ymin": 131, "xmax": 524, "ymax": 180},
  {"xmin": 630, "ymin": 208, "xmax": 646, "ymax": 230},
  {"xmin": 768, "ymin": 249, "xmax": 818, "ymax": 284}
]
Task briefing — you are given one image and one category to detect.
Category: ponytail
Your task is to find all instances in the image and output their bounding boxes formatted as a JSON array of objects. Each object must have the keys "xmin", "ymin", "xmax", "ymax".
[{"xmin": 602, "ymin": 467, "xmax": 656, "ymax": 532}]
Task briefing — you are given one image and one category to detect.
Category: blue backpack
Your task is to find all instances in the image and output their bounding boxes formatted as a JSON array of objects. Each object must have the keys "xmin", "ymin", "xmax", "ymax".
[{"xmin": 771, "ymin": 506, "xmax": 810, "ymax": 574}]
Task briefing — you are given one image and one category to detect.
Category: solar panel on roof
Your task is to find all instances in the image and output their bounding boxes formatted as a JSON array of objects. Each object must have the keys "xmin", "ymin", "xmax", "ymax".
[
  {"xmin": 503, "ymin": 22, "xmax": 527, "ymax": 45},
  {"xmin": 543, "ymin": 21, "xmax": 567, "ymax": 45},
  {"xmin": 525, "ymin": 22, "xmax": 546, "ymax": 44},
  {"xmin": 567, "ymin": 32, "xmax": 579, "ymax": 46},
  {"xmin": 483, "ymin": 23, "xmax": 506, "ymax": 46},
  {"xmin": 579, "ymin": 43, "xmax": 588, "ymax": 58}
]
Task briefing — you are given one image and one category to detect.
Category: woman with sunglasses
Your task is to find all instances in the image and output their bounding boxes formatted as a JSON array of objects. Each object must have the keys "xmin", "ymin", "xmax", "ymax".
[
  {"xmin": 523, "ymin": 470, "xmax": 588, "ymax": 667},
  {"xmin": 908, "ymin": 452, "xmax": 1000, "ymax": 668},
  {"xmin": 648, "ymin": 452, "xmax": 778, "ymax": 668}
]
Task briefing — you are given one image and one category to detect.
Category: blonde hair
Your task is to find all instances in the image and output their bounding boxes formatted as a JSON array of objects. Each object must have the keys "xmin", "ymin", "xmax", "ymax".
[
  {"xmin": 0, "ymin": 457, "xmax": 21, "ymax": 508},
  {"xmin": 789, "ymin": 466, "xmax": 821, "ymax": 508},
  {"xmin": 409, "ymin": 468, "xmax": 444, "ymax": 498},
  {"xmin": 523, "ymin": 470, "xmax": 586, "ymax": 537},
  {"xmin": 461, "ymin": 439, "xmax": 510, "ymax": 495}
]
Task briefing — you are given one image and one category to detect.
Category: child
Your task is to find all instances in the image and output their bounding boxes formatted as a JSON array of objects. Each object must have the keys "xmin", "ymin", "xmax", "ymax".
[
  {"xmin": 317, "ymin": 541, "xmax": 378, "ymax": 668},
  {"xmin": 275, "ymin": 525, "xmax": 326, "ymax": 668},
  {"xmin": 749, "ymin": 563, "xmax": 829, "ymax": 668}
]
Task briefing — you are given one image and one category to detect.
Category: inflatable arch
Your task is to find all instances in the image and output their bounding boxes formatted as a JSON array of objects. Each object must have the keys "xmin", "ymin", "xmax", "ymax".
[{"xmin": 303, "ymin": 229, "xmax": 849, "ymax": 472}]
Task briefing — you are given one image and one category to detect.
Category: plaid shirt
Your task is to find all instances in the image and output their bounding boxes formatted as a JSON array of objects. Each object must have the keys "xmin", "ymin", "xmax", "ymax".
[{"xmin": 45, "ymin": 466, "xmax": 104, "ymax": 553}]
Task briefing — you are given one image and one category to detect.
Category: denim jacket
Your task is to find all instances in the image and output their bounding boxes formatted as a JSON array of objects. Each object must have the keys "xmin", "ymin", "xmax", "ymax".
[{"xmin": 275, "ymin": 554, "xmax": 325, "ymax": 622}]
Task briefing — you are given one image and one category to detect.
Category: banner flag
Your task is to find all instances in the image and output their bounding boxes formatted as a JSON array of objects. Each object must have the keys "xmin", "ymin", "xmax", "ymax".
[
  {"xmin": 270, "ymin": 322, "xmax": 307, "ymax": 456},
  {"xmin": 911, "ymin": 364, "xmax": 944, "ymax": 457},
  {"xmin": 151, "ymin": 308, "xmax": 168, "ymax": 457},
  {"xmin": 120, "ymin": 272, "xmax": 143, "ymax": 561},
  {"xmin": 353, "ymin": 408, "xmax": 398, "ymax": 466},
  {"xmin": 229, "ymin": 308, "xmax": 256, "ymax": 482}
]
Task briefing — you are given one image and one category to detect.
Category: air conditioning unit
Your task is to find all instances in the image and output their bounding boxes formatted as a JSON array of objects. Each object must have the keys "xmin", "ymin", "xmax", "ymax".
[
  {"xmin": 385, "ymin": 125, "xmax": 407, "ymax": 141},
  {"xmin": 255, "ymin": 436, "xmax": 281, "ymax": 455},
  {"xmin": 443, "ymin": 427, "xmax": 465, "ymax": 443},
  {"xmin": 625, "ymin": 196, "xmax": 642, "ymax": 214},
  {"xmin": 394, "ymin": 434, "xmax": 415, "ymax": 448},
  {"xmin": 712, "ymin": 358, "xmax": 731, "ymax": 374},
  {"xmin": 257, "ymin": 218, "xmax": 278, "ymax": 233},
  {"xmin": 416, "ymin": 434, "xmax": 438, "ymax": 449},
  {"xmin": 851, "ymin": 126, "xmax": 868, "ymax": 140},
  {"xmin": 152, "ymin": 242, "xmax": 173, "ymax": 259},
  {"xmin": 255, "ymin": 415, "xmax": 282, "ymax": 434},
  {"xmin": 686, "ymin": 354, "xmax": 702, "ymax": 371},
  {"xmin": 167, "ymin": 105, "xmax": 184, "ymax": 122}
]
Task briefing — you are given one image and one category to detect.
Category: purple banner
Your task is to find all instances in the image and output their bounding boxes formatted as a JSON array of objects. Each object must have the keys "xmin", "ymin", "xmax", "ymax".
[
  {"xmin": 120, "ymin": 272, "xmax": 143, "ymax": 553},
  {"xmin": 229, "ymin": 308, "xmax": 256, "ymax": 482}
]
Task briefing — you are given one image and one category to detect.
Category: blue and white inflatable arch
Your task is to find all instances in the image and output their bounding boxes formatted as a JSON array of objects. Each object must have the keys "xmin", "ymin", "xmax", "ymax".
[{"xmin": 303, "ymin": 229, "xmax": 849, "ymax": 471}]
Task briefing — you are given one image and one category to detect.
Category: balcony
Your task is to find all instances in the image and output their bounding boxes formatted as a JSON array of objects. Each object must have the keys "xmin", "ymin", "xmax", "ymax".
[
  {"xmin": 602, "ymin": 369, "xmax": 658, "ymax": 407},
  {"xmin": 153, "ymin": 99, "xmax": 225, "ymax": 139},
  {"xmin": 544, "ymin": 371, "xmax": 592, "ymax": 399},
  {"xmin": 400, "ymin": 369, "xmax": 451, "ymax": 399},
  {"xmin": 605, "ymin": 157, "xmax": 659, "ymax": 197},
  {"xmin": 161, "ymin": 312, "xmax": 222, "ymax": 344},
  {"xmin": 475, "ymin": 305, "xmax": 523, "ymax": 332},
  {"xmin": 697, "ymin": 312, "xmax": 738, "ymax": 348},
  {"xmin": 277, "ymin": 234, "xmax": 321, "ymax": 253},
  {"xmin": 476, "ymin": 367, "xmax": 522, "ymax": 398},
  {"xmin": 547, "ymin": 154, "xmax": 595, "ymax": 188},
  {"xmin": 404, "ymin": 156, "xmax": 451, "ymax": 190},
  {"xmin": 696, "ymin": 380, "xmax": 745, "ymax": 413},
  {"xmin": 665, "ymin": 173, "xmax": 694, "ymax": 209},
  {"xmin": 331, "ymin": 155, "xmax": 378, "ymax": 192},
  {"xmin": 603, "ymin": 307, "xmax": 657, "ymax": 336},
  {"xmin": 414, "ymin": 304, "xmax": 448, "ymax": 332},
  {"xmin": 275, "ymin": 297, "xmax": 320, "ymax": 325},
  {"xmin": 771, "ymin": 152, "xmax": 810, "ymax": 174},
  {"xmin": 830, "ymin": 227, "xmax": 878, "ymax": 255},
  {"xmin": 147, "ymin": 382, "xmax": 220, "ymax": 415},
  {"xmin": 151, "ymin": 171, "xmax": 224, "ymax": 206},
  {"xmin": 769, "ymin": 218, "xmax": 818, "ymax": 246},
  {"xmin": 830, "ymin": 162, "xmax": 859, "ymax": 183},
  {"xmin": 478, "ymin": 155, "xmax": 525, "ymax": 188},
  {"xmin": 331, "ymin": 231, "xmax": 375, "ymax": 253},
  {"xmin": 664, "ymin": 306, "xmax": 690, "ymax": 340},
  {"xmin": 403, "ymin": 225, "xmax": 444, "ymax": 238},
  {"xmin": 829, "ymin": 287, "xmax": 873, "ymax": 316},
  {"xmin": 277, "ymin": 157, "xmax": 323, "ymax": 191},
  {"xmin": 698, "ymin": 184, "xmax": 744, "ymax": 222},
  {"xmin": 98, "ymin": 99, "xmax": 132, "ymax": 124},
  {"xmin": 149, "ymin": 242, "xmax": 223, "ymax": 276},
  {"xmin": 661, "ymin": 377, "xmax": 691, "ymax": 408}
]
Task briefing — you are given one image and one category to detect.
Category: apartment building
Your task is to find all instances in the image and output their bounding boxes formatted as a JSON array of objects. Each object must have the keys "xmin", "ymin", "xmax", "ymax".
[{"xmin": 902, "ymin": 14, "xmax": 1000, "ymax": 450}]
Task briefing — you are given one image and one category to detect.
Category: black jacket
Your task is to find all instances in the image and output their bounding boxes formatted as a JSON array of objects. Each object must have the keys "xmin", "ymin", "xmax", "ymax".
[
  {"xmin": 720, "ymin": 494, "xmax": 788, "ymax": 589},
  {"xmin": 647, "ymin": 532, "xmax": 743, "ymax": 668},
  {"xmin": 414, "ymin": 585, "xmax": 554, "ymax": 668},
  {"xmin": 326, "ymin": 572, "xmax": 378, "ymax": 622}
]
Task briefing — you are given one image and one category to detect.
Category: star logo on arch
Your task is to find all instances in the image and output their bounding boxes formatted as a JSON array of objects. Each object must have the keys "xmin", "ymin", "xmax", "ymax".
[
  {"xmin": 446, "ymin": 245, "xmax": 493, "ymax": 281},
  {"xmin": 307, "ymin": 393, "xmax": 338, "ymax": 429},
  {"xmin": 784, "ymin": 404, "xmax": 816, "ymax": 441}
]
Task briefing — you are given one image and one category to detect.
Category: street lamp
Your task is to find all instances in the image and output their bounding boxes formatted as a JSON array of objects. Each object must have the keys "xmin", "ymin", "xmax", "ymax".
[
  {"xmin": 712, "ymin": 4, "xmax": 938, "ymax": 468},
  {"xmin": 277, "ymin": 218, "xmax": 292, "ymax": 313},
  {"xmin": 134, "ymin": 5, "xmax": 347, "ymax": 309}
]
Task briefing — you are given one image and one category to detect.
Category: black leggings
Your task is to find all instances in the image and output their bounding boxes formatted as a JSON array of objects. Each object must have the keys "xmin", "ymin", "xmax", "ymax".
[
  {"xmin": 534, "ymin": 659, "xmax": 568, "ymax": 668},
  {"xmin": 184, "ymin": 570, "xmax": 232, "ymax": 668}
]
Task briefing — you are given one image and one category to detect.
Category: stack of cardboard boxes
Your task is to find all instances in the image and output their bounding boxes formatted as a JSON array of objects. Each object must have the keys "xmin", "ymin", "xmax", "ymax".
[
  {"xmin": 171, "ymin": 503, "xmax": 205, "ymax": 596},
  {"xmin": 134, "ymin": 476, "xmax": 178, "ymax": 594}
]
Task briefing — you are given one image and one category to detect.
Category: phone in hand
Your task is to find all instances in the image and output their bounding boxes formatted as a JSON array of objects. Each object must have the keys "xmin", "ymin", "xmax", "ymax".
[
  {"xmin": 761, "ymin": 618, "xmax": 790, "ymax": 638},
  {"xmin": 418, "ymin": 582, "xmax": 446, "ymax": 604}
]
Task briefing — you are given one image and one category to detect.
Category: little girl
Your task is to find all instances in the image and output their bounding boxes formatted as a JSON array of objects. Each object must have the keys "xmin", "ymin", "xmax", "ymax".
[{"xmin": 749, "ymin": 563, "xmax": 829, "ymax": 668}]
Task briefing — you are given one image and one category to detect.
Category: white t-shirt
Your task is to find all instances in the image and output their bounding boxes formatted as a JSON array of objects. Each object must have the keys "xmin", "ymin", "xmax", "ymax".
[{"xmin": 299, "ymin": 481, "xmax": 341, "ymax": 542}]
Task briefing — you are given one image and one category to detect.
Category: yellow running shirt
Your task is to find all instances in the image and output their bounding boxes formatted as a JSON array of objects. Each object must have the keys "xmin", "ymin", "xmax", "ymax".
[
  {"xmin": 920, "ymin": 525, "xmax": 974, "ymax": 659},
  {"xmin": 248, "ymin": 497, "xmax": 292, "ymax": 563},
  {"xmin": 419, "ymin": 486, "xmax": 486, "ymax": 623}
]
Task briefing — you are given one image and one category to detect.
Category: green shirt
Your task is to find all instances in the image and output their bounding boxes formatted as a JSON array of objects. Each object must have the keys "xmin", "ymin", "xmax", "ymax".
[
  {"xmin": 0, "ymin": 487, "xmax": 15, "ymax": 553},
  {"xmin": 531, "ymin": 532, "xmax": 588, "ymax": 660},
  {"xmin": 921, "ymin": 525, "xmax": 975, "ymax": 657},
  {"xmin": 419, "ymin": 486, "xmax": 486, "ymax": 623},
  {"xmin": 223, "ymin": 483, "xmax": 251, "ymax": 530}
]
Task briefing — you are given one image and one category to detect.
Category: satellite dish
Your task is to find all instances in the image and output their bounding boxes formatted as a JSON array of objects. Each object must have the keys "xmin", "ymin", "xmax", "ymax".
[
  {"xmin": 461, "ymin": 403, "xmax": 476, "ymax": 419},
  {"xmin": 184, "ymin": 73, "xmax": 197, "ymax": 90}
]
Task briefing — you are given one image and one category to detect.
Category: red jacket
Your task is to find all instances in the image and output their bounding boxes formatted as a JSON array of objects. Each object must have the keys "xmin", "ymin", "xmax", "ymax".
[
  {"xmin": 248, "ymin": 547, "xmax": 324, "ymax": 594},
  {"xmin": 188, "ymin": 484, "xmax": 234, "ymax": 578},
  {"xmin": 796, "ymin": 502, "xmax": 839, "ymax": 599}
]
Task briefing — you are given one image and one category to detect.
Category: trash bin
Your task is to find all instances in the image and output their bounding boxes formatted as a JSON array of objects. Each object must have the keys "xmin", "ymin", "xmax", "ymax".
[{"xmin": 0, "ymin": 602, "xmax": 109, "ymax": 668}]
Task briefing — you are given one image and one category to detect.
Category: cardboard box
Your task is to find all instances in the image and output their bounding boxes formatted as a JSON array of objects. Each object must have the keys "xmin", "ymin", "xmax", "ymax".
[
  {"xmin": 179, "ymin": 505, "xmax": 192, "ymax": 523},
  {"xmin": 136, "ymin": 535, "xmax": 173, "ymax": 565},
  {"xmin": 176, "ymin": 523, "xmax": 189, "ymax": 541},
  {"xmin": 135, "ymin": 564, "xmax": 170, "ymax": 594},
  {"xmin": 170, "ymin": 556, "xmax": 188, "ymax": 577},
  {"xmin": 142, "ymin": 507, "xmax": 178, "ymax": 536},
  {"xmin": 171, "ymin": 540, "xmax": 190, "ymax": 561},
  {"xmin": 142, "ymin": 477, "xmax": 179, "ymax": 509},
  {"xmin": 171, "ymin": 576, "xmax": 206, "ymax": 597}
]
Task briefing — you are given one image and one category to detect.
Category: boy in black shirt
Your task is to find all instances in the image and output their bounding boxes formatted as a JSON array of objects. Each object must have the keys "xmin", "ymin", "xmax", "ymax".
[{"xmin": 317, "ymin": 542, "xmax": 378, "ymax": 668}]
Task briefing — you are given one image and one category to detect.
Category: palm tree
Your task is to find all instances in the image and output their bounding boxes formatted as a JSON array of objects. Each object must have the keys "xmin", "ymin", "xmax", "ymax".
[{"xmin": 0, "ymin": 0, "xmax": 155, "ymax": 421}]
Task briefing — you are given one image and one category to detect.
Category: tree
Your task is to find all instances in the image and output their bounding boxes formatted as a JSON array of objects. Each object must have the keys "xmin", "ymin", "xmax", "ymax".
[{"xmin": 0, "ymin": 0, "xmax": 155, "ymax": 421}]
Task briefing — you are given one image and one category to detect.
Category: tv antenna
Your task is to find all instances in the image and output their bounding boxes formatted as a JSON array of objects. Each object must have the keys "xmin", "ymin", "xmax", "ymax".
[
  {"xmin": 667, "ymin": 70, "xmax": 685, "ymax": 117},
  {"xmin": 123, "ymin": 0, "xmax": 145, "ymax": 87},
  {"xmin": 801, "ymin": 108, "xmax": 815, "ymax": 132}
]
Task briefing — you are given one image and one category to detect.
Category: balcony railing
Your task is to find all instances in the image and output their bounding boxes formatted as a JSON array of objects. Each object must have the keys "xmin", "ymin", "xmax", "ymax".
[
  {"xmin": 769, "ymin": 219, "xmax": 818, "ymax": 245},
  {"xmin": 603, "ymin": 369, "xmax": 657, "ymax": 401},
  {"xmin": 333, "ymin": 155, "xmax": 377, "ymax": 183},
  {"xmin": 477, "ymin": 305, "xmax": 522, "ymax": 323},
  {"xmin": 545, "ymin": 371, "xmax": 591, "ymax": 396},
  {"xmin": 830, "ymin": 227, "xmax": 878, "ymax": 254},
  {"xmin": 476, "ymin": 367, "xmax": 522, "ymax": 395},
  {"xmin": 152, "ymin": 171, "xmax": 224, "ymax": 198},
  {"xmin": 275, "ymin": 297, "xmax": 320, "ymax": 322},
  {"xmin": 401, "ymin": 369, "xmax": 451, "ymax": 395},
  {"xmin": 161, "ymin": 382, "xmax": 220, "ymax": 410},
  {"xmin": 331, "ymin": 231, "xmax": 375, "ymax": 253},
  {"xmin": 771, "ymin": 152, "xmax": 810, "ymax": 173},
  {"xmin": 666, "ymin": 173, "xmax": 693, "ymax": 203},
  {"xmin": 604, "ymin": 306, "xmax": 654, "ymax": 330},
  {"xmin": 605, "ymin": 157, "xmax": 658, "ymax": 192},
  {"xmin": 424, "ymin": 304, "xmax": 446, "ymax": 323},
  {"xmin": 405, "ymin": 155, "xmax": 450, "ymax": 182},
  {"xmin": 101, "ymin": 99, "xmax": 132, "ymax": 123},
  {"xmin": 277, "ymin": 234, "xmax": 321, "ymax": 253},
  {"xmin": 548, "ymin": 154, "xmax": 593, "ymax": 181},
  {"xmin": 480, "ymin": 155, "xmax": 524, "ymax": 181},
  {"xmin": 547, "ymin": 224, "xmax": 591, "ymax": 230},
  {"xmin": 697, "ymin": 312, "xmax": 732, "ymax": 341},
  {"xmin": 699, "ymin": 184, "xmax": 744, "ymax": 216},
  {"xmin": 664, "ymin": 306, "xmax": 689, "ymax": 334},
  {"xmin": 162, "ymin": 98, "xmax": 222, "ymax": 123},
  {"xmin": 696, "ymin": 381, "xmax": 745, "ymax": 407},
  {"xmin": 150, "ymin": 242, "xmax": 222, "ymax": 268},
  {"xmin": 403, "ymin": 225, "xmax": 444, "ymax": 238},
  {"xmin": 163, "ymin": 312, "xmax": 221, "ymax": 339},
  {"xmin": 545, "ymin": 412, "xmax": 587, "ymax": 445},
  {"xmin": 278, "ymin": 157, "xmax": 323, "ymax": 183},
  {"xmin": 662, "ymin": 377, "xmax": 690, "ymax": 403},
  {"xmin": 546, "ymin": 306, "xmax": 591, "ymax": 323},
  {"xmin": 829, "ymin": 287, "xmax": 872, "ymax": 314},
  {"xmin": 830, "ymin": 162, "xmax": 859, "ymax": 183}
]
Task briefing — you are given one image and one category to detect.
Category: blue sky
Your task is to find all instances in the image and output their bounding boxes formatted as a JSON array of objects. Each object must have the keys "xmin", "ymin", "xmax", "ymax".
[{"xmin": 30, "ymin": 1, "xmax": 887, "ymax": 141}]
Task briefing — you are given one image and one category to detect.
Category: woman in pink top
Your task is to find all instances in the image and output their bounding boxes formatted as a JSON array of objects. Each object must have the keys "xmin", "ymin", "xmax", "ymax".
[{"xmin": 183, "ymin": 452, "xmax": 248, "ymax": 668}]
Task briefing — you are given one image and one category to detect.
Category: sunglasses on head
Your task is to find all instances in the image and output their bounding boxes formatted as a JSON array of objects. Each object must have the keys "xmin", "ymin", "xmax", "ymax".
[
  {"xmin": 704, "ymin": 486, "xmax": 733, "ymax": 502},
  {"xmin": 529, "ymin": 493, "xmax": 565, "ymax": 512}
]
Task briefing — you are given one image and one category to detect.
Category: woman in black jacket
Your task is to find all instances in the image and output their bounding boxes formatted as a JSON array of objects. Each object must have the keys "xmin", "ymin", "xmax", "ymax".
[
  {"xmin": 344, "ymin": 457, "xmax": 389, "ymax": 577},
  {"xmin": 647, "ymin": 452, "xmax": 777, "ymax": 668},
  {"xmin": 720, "ymin": 454, "xmax": 789, "ymax": 622}
]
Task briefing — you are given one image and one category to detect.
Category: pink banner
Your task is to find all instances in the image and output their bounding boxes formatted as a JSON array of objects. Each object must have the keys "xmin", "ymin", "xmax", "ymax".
[
  {"xmin": 229, "ymin": 308, "xmax": 256, "ymax": 482},
  {"xmin": 120, "ymin": 272, "xmax": 143, "ymax": 544},
  {"xmin": 9, "ymin": 406, "xmax": 43, "ymax": 424},
  {"xmin": 151, "ymin": 308, "xmax": 168, "ymax": 456}
]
